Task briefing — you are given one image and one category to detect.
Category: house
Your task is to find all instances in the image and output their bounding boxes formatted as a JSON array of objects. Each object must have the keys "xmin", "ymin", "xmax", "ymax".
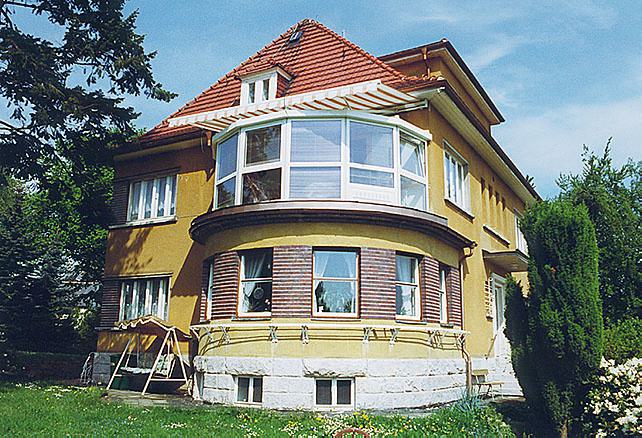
[{"xmin": 93, "ymin": 19, "xmax": 535, "ymax": 410}]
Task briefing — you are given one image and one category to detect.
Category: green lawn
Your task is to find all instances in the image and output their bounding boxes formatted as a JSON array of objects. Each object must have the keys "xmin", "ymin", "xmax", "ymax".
[{"xmin": 0, "ymin": 381, "xmax": 514, "ymax": 437}]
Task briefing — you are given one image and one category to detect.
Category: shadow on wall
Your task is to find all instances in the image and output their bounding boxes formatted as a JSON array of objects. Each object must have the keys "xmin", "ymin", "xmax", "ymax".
[
  {"xmin": 171, "ymin": 241, "xmax": 206, "ymax": 323},
  {"xmin": 105, "ymin": 226, "xmax": 154, "ymax": 275}
]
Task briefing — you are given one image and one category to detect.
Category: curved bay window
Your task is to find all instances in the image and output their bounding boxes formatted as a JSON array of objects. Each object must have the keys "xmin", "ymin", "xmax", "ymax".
[{"xmin": 213, "ymin": 115, "xmax": 429, "ymax": 211}]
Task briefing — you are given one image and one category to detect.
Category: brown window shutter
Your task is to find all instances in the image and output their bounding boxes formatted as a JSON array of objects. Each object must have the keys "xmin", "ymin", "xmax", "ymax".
[
  {"xmin": 99, "ymin": 278, "xmax": 121, "ymax": 328},
  {"xmin": 111, "ymin": 180, "xmax": 129, "ymax": 225},
  {"xmin": 200, "ymin": 257, "xmax": 213, "ymax": 322},
  {"xmin": 272, "ymin": 246, "xmax": 312, "ymax": 317},
  {"xmin": 422, "ymin": 256, "xmax": 441, "ymax": 323},
  {"xmin": 360, "ymin": 248, "xmax": 396, "ymax": 319},
  {"xmin": 447, "ymin": 265, "xmax": 463, "ymax": 328},
  {"xmin": 210, "ymin": 251, "xmax": 239, "ymax": 320}
]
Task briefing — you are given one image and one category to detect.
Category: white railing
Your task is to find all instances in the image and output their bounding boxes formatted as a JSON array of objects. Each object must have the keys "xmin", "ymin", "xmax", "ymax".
[{"xmin": 190, "ymin": 321, "xmax": 468, "ymax": 347}]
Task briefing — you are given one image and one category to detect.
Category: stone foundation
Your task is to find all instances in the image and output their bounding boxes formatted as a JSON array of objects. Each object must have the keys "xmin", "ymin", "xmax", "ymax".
[
  {"xmin": 92, "ymin": 352, "xmax": 113, "ymax": 385},
  {"xmin": 192, "ymin": 356, "xmax": 468, "ymax": 410}
]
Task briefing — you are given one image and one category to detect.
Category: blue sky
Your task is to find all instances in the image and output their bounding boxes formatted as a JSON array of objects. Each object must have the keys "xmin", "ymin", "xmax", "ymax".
[{"xmin": 8, "ymin": 1, "xmax": 642, "ymax": 197}]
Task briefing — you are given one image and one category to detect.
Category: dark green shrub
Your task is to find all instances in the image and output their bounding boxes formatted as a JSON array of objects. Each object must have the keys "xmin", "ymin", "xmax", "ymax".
[
  {"xmin": 603, "ymin": 317, "xmax": 642, "ymax": 362},
  {"xmin": 505, "ymin": 199, "xmax": 603, "ymax": 437}
]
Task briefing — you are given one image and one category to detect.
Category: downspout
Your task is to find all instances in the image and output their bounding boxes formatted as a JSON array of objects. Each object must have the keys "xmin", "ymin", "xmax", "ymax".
[{"xmin": 459, "ymin": 242, "xmax": 477, "ymax": 395}]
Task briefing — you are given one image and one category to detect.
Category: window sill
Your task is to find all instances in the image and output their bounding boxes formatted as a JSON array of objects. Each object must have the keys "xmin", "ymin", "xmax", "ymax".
[
  {"xmin": 483, "ymin": 224, "xmax": 511, "ymax": 247},
  {"xmin": 395, "ymin": 316, "xmax": 422, "ymax": 324},
  {"xmin": 109, "ymin": 216, "xmax": 177, "ymax": 230},
  {"xmin": 234, "ymin": 314, "xmax": 271, "ymax": 320},
  {"xmin": 311, "ymin": 315, "xmax": 359, "ymax": 321},
  {"xmin": 444, "ymin": 198, "xmax": 475, "ymax": 222},
  {"xmin": 440, "ymin": 322, "xmax": 454, "ymax": 329}
]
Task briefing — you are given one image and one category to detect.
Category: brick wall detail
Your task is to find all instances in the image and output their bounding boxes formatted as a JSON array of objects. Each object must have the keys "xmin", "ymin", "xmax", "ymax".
[
  {"xmin": 360, "ymin": 248, "xmax": 396, "ymax": 319},
  {"xmin": 271, "ymin": 246, "xmax": 312, "ymax": 318}
]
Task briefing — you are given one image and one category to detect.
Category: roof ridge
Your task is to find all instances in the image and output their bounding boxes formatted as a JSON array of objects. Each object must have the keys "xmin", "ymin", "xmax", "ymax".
[
  {"xmin": 305, "ymin": 19, "xmax": 407, "ymax": 81},
  {"xmin": 148, "ymin": 21, "xmax": 304, "ymax": 131}
]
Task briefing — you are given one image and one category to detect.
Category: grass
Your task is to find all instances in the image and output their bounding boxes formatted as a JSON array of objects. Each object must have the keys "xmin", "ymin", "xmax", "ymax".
[{"xmin": 0, "ymin": 381, "xmax": 515, "ymax": 437}]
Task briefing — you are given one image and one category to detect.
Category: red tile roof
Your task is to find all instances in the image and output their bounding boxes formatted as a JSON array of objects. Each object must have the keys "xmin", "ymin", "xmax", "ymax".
[{"xmin": 138, "ymin": 19, "xmax": 417, "ymax": 147}]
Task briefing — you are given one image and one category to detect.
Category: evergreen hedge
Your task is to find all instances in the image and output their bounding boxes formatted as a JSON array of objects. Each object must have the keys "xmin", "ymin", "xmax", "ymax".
[{"xmin": 505, "ymin": 200, "xmax": 603, "ymax": 436}]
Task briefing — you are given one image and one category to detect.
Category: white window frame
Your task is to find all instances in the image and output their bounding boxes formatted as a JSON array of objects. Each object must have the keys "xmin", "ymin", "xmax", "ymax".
[
  {"xmin": 237, "ymin": 249, "xmax": 273, "ymax": 318},
  {"xmin": 439, "ymin": 266, "xmax": 449, "ymax": 324},
  {"xmin": 118, "ymin": 276, "xmax": 171, "ymax": 322},
  {"xmin": 206, "ymin": 260, "xmax": 214, "ymax": 320},
  {"xmin": 314, "ymin": 378, "xmax": 354, "ymax": 409},
  {"xmin": 443, "ymin": 141, "xmax": 470, "ymax": 213},
  {"xmin": 515, "ymin": 210, "xmax": 528, "ymax": 254},
  {"xmin": 395, "ymin": 254, "xmax": 421, "ymax": 321},
  {"xmin": 212, "ymin": 114, "xmax": 429, "ymax": 212},
  {"xmin": 240, "ymin": 71, "xmax": 278, "ymax": 105},
  {"xmin": 312, "ymin": 249, "xmax": 359, "ymax": 318},
  {"xmin": 235, "ymin": 376, "xmax": 263, "ymax": 405},
  {"xmin": 127, "ymin": 174, "xmax": 177, "ymax": 224}
]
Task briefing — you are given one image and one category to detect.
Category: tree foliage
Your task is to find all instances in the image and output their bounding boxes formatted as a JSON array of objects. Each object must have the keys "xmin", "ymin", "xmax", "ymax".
[
  {"xmin": 505, "ymin": 199, "xmax": 603, "ymax": 436},
  {"xmin": 558, "ymin": 143, "xmax": 641, "ymax": 325}
]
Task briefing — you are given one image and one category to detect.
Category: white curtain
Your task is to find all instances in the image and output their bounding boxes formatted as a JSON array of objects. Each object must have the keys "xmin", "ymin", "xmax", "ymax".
[{"xmin": 244, "ymin": 251, "xmax": 269, "ymax": 297}]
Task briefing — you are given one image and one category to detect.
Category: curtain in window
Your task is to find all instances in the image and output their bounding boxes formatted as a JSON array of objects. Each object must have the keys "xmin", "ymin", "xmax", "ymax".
[
  {"xmin": 290, "ymin": 120, "xmax": 341, "ymax": 162},
  {"xmin": 290, "ymin": 167, "xmax": 341, "ymax": 198}
]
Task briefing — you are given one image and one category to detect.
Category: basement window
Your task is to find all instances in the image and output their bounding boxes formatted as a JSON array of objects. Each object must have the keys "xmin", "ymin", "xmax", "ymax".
[
  {"xmin": 315, "ymin": 378, "xmax": 353, "ymax": 407},
  {"xmin": 236, "ymin": 376, "xmax": 263, "ymax": 404}
]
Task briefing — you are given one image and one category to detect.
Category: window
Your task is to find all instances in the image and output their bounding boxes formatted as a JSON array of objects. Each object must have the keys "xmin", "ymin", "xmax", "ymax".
[
  {"xmin": 396, "ymin": 254, "xmax": 420, "ymax": 319},
  {"xmin": 236, "ymin": 376, "xmax": 263, "ymax": 404},
  {"xmin": 119, "ymin": 277, "xmax": 170, "ymax": 321},
  {"xmin": 315, "ymin": 378, "xmax": 353, "ymax": 407},
  {"xmin": 515, "ymin": 211, "xmax": 528, "ymax": 254},
  {"xmin": 128, "ymin": 175, "xmax": 177, "ymax": 222},
  {"xmin": 239, "ymin": 249, "xmax": 273, "ymax": 315},
  {"xmin": 400, "ymin": 134, "xmax": 427, "ymax": 210},
  {"xmin": 240, "ymin": 71, "xmax": 276, "ymax": 105},
  {"xmin": 212, "ymin": 116, "xmax": 429, "ymax": 212},
  {"xmin": 206, "ymin": 260, "xmax": 214, "ymax": 320},
  {"xmin": 444, "ymin": 144, "xmax": 469, "ymax": 211},
  {"xmin": 313, "ymin": 249, "xmax": 358, "ymax": 316},
  {"xmin": 439, "ymin": 266, "xmax": 449, "ymax": 324}
]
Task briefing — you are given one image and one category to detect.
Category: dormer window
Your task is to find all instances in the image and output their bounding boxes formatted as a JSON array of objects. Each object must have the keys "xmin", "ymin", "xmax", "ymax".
[{"xmin": 240, "ymin": 67, "xmax": 291, "ymax": 106}]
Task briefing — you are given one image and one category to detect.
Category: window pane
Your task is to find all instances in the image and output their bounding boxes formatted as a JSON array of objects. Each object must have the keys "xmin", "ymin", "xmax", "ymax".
[
  {"xmin": 246, "ymin": 126, "xmax": 280, "ymax": 165},
  {"xmin": 136, "ymin": 281, "xmax": 147, "ymax": 317},
  {"xmin": 156, "ymin": 178, "xmax": 166, "ymax": 217},
  {"xmin": 290, "ymin": 167, "xmax": 341, "ymax": 199},
  {"xmin": 350, "ymin": 168, "xmax": 394, "ymax": 188},
  {"xmin": 401, "ymin": 176, "xmax": 426, "ymax": 210},
  {"xmin": 240, "ymin": 281, "xmax": 272, "ymax": 313},
  {"xmin": 217, "ymin": 134, "xmax": 238, "ymax": 179},
  {"xmin": 396, "ymin": 285, "xmax": 417, "ymax": 316},
  {"xmin": 143, "ymin": 180, "xmax": 154, "ymax": 219},
  {"xmin": 129, "ymin": 182, "xmax": 141, "ymax": 221},
  {"xmin": 315, "ymin": 380, "xmax": 332, "ymax": 405},
  {"xmin": 314, "ymin": 280, "xmax": 356, "ymax": 313},
  {"xmin": 160, "ymin": 279, "xmax": 168, "ymax": 320},
  {"xmin": 121, "ymin": 281, "xmax": 133, "ymax": 320},
  {"xmin": 314, "ymin": 251, "xmax": 357, "ymax": 278},
  {"xmin": 337, "ymin": 380, "xmax": 352, "ymax": 405},
  {"xmin": 216, "ymin": 178, "xmax": 236, "ymax": 209},
  {"xmin": 149, "ymin": 279, "xmax": 160, "ymax": 317},
  {"xmin": 291, "ymin": 120, "xmax": 341, "ymax": 162},
  {"xmin": 350, "ymin": 122, "xmax": 393, "ymax": 168},
  {"xmin": 252, "ymin": 377, "xmax": 263, "ymax": 403},
  {"xmin": 242, "ymin": 249, "xmax": 272, "ymax": 279},
  {"xmin": 248, "ymin": 82, "xmax": 255, "ymax": 104},
  {"xmin": 237, "ymin": 377, "xmax": 250, "ymax": 402},
  {"xmin": 395, "ymin": 255, "xmax": 417, "ymax": 283},
  {"xmin": 262, "ymin": 79, "xmax": 270, "ymax": 101},
  {"xmin": 400, "ymin": 134, "xmax": 424, "ymax": 176},
  {"xmin": 168, "ymin": 176, "xmax": 176, "ymax": 215},
  {"xmin": 242, "ymin": 169, "xmax": 281, "ymax": 203}
]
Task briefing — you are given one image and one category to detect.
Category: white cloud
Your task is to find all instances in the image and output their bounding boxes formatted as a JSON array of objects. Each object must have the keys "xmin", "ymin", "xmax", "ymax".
[
  {"xmin": 466, "ymin": 35, "xmax": 528, "ymax": 71},
  {"xmin": 494, "ymin": 97, "xmax": 642, "ymax": 197}
]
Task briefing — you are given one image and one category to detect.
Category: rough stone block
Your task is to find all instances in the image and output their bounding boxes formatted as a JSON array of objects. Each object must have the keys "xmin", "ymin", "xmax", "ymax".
[
  {"xmin": 201, "ymin": 388, "xmax": 233, "ymax": 404},
  {"xmin": 225, "ymin": 357, "xmax": 272, "ymax": 375},
  {"xmin": 203, "ymin": 373, "xmax": 234, "ymax": 390},
  {"xmin": 272, "ymin": 358, "xmax": 304, "ymax": 377},
  {"xmin": 263, "ymin": 376, "xmax": 313, "ymax": 394},
  {"xmin": 302, "ymin": 358, "xmax": 366, "ymax": 377},
  {"xmin": 263, "ymin": 391, "xmax": 313, "ymax": 410}
]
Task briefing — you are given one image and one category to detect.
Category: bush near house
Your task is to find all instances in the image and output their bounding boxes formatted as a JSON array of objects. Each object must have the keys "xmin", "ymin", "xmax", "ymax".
[
  {"xmin": 0, "ymin": 351, "xmax": 87, "ymax": 381},
  {"xmin": 603, "ymin": 317, "xmax": 642, "ymax": 362},
  {"xmin": 583, "ymin": 357, "xmax": 642, "ymax": 436},
  {"xmin": 0, "ymin": 382, "xmax": 515, "ymax": 437},
  {"xmin": 505, "ymin": 199, "xmax": 603, "ymax": 437}
]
